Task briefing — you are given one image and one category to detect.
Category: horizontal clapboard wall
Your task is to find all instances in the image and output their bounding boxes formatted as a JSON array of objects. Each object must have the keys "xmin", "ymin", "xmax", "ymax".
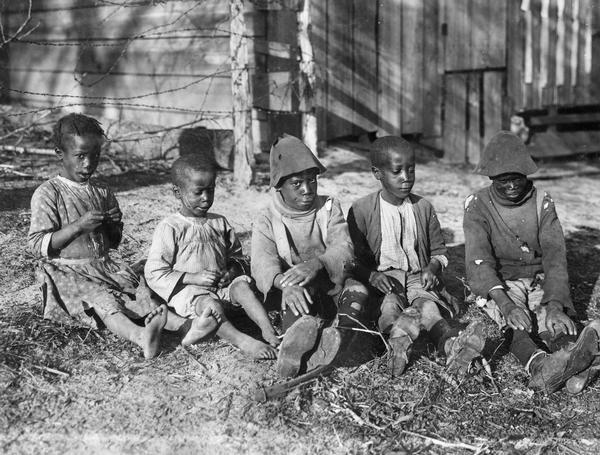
[{"xmin": 2, "ymin": 0, "xmax": 234, "ymax": 129}]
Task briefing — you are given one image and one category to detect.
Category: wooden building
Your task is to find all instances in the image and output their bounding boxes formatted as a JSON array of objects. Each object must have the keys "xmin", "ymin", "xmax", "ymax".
[{"xmin": 2, "ymin": 0, "xmax": 600, "ymax": 169}]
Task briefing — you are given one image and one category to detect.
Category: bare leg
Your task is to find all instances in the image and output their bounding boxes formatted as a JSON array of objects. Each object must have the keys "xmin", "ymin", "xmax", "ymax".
[
  {"xmin": 97, "ymin": 305, "xmax": 167, "ymax": 359},
  {"xmin": 197, "ymin": 296, "xmax": 277, "ymax": 360},
  {"xmin": 230, "ymin": 280, "xmax": 280, "ymax": 347}
]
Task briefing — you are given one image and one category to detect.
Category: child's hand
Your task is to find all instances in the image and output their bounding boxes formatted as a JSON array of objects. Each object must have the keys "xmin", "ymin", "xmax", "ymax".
[
  {"xmin": 217, "ymin": 265, "xmax": 239, "ymax": 288},
  {"xmin": 420, "ymin": 267, "xmax": 439, "ymax": 291},
  {"xmin": 545, "ymin": 303, "xmax": 577, "ymax": 336},
  {"xmin": 504, "ymin": 303, "xmax": 532, "ymax": 332},
  {"xmin": 369, "ymin": 271, "xmax": 394, "ymax": 294},
  {"xmin": 188, "ymin": 270, "xmax": 221, "ymax": 287},
  {"xmin": 280, "ymin": 258, "xmax": 323, "ymax": 287},
  {"xmin": 76, "ymin": 210, "xmax": 104, "ymax": 234},
  {"xmin": 282, "ymin": 285, "xmax": 312, "ymax": 316},
  {"xmin": 104, "ymin": 206, "xmax": 122, "ymax": 224}
]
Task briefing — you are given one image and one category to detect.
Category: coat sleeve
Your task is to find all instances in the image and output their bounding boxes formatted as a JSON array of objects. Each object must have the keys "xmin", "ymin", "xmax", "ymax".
[
  {"xmin": 347, "ymin": 203, "xmax": 376, "ymax": 282},
  {"xmin": 463, "ymin": 194, "xmax": 504, "ymax": 297},
  {"xmin": 28, "ymin": 184, "xmax": 59, "ymax": 257},
  {"xmin": 537, "ymin": 192, "xmax": 574, "ymax": 313},
  {"xmin": 425, "ymin": 202, "xmax": 448, "ymax": 262},
  {"xmin": 251, "ymin": 213, "xmax": 284, "ymax": 296},
  {"xmin": 144, "ymin": 221, "xmax": 185, "ymax": 302},
  {"xmin": 318, "ymin": 198, "xmax": 354, "ymax": 286}
]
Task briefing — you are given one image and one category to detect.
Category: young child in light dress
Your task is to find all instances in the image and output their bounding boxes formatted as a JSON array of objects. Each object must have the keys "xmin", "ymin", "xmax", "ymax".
[{"xmin": 145, "ymin": 152, "xmax": 279, "ymax": 360}]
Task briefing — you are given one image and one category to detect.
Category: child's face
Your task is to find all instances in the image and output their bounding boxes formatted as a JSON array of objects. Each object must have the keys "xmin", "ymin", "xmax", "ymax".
[
  {"xmin": 491, "ymin": 173, "xmax": 529, "ymax": 201},
  {"xmin": 278, "ymin": 168, "xmax": 318, "ymax": 211},
  {"xmin": 175, "ymin": 169, "xmax": 216, "ymax": 217},
  {"xmin": 372, "ymin": 148, "xmax": 415, "ymax": 204},
  {"xmin": 56, "ymin": 134, "xmax": 102, "ymax": 183}
]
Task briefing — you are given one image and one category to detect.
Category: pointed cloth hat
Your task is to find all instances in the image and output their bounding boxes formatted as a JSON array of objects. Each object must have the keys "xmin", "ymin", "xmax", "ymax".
[
  {"xmin": 475, "ymin": 130, "xmax": 538, "ymax": 176},
  {"xmin": 269, "ymin": 134, "xmax": 326, "ymax": 187}
]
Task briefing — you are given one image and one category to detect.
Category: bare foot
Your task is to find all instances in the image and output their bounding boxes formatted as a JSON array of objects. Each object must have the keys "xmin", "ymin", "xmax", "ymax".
[
  {"xmin": 139, "ymin": 304, "xmax": 167, "ymax": 359},
  {"xmin": 181, "ymin": 306, "xmax": 221, "ymax": 346},
  {"xmin": 261, "ymin": 327, "xmax": 281, "ymax": 347},
  {"xmin": 239, "ymin": 338, "xmax": 277, "ymax": 360}
]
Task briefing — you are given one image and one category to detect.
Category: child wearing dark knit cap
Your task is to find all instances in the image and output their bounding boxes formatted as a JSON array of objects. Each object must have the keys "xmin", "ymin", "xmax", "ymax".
[
  {"xmin": 347, "ymin": 136, "xmax": 485, "ymax": 378},
  {"xmin": 464, "ymin": 130, "xmax": 600, "ymax": 394},
  {"xmin": 251, "ymin": 134, "xmax": 369, "ymax": 378}
]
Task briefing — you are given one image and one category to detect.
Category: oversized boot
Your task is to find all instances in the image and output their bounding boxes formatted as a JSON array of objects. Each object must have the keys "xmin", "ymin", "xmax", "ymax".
[
  {"xmin": 445, "ymin": 321, "xmax": 486, "ymax": 376},
  {"xmin": 387, "ymin": 308, "xmax": 421, "ymax": 378},
  {"xmin": 565, "ymin": 320, "xmax": 600, "ymax": 394},
  {"xmin": 528, "ymin": 323, "xmax": 599, "ymax": 394},
  {"xmin": 276, "ymin": 315, "xmax": 321, "ymax": 378}
]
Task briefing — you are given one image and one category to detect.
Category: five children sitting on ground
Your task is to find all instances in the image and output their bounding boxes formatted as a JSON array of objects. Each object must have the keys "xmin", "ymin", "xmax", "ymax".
[{"xmin": 28, "ymin": 113, "xmax": 600, "ymax": 394}]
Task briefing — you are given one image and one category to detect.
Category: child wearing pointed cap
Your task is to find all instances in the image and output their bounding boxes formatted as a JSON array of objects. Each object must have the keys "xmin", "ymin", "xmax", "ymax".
[
  {"xmin": 347, "ymin": 136, "xmax": 485, "ymax": 378},
  {"xmin": 251, "ymin": 134, "xmax": 369, "ymax": 378},
  {"xmin": 464, "ymin": 130, "xmax": 600, "ymax": 394}
]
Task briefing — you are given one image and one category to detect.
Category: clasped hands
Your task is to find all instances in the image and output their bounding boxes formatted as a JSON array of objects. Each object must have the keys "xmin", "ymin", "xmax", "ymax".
[
  {"xmin": 184, "ymin": 266, "xmax": 238, "ymax": 289},
  {"xmin": 368, "ymin": 264, "xmax": 439, "ymax": 295},
  {"xmin": 76, "ymin": 207, "xmax": 122, "ymax": 234}
]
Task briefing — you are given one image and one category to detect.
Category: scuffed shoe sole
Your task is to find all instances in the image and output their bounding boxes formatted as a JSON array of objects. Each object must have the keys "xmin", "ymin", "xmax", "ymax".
[
  {"xmin": 276, "ymin": 316, "xmax": 320, "ymax": 378},
  {"xmin": 305, "ymin": 327, "xmax": 342, "ymax": 372},
  {"xmin": 446, "ymin": 321, "xmax": 486, "ymax": 377}
]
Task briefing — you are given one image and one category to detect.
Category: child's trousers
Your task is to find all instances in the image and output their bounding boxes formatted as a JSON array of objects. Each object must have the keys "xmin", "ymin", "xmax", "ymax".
[{"xmin": 377, "ymin": 270, "xmax": 446, "ymax": 340}]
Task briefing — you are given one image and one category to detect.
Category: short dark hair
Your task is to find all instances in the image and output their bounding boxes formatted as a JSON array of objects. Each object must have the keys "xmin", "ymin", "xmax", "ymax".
[
  {"xmin": 171, "ymin": 154, "xmax": 217, "ymax": 187},
  {"xmin": 53, "ymin": 113, "xmax": 105, "ymax": 150},
  {"xmin": 370, "ymin": 136, "xmax": 414, "ymax": 168}
]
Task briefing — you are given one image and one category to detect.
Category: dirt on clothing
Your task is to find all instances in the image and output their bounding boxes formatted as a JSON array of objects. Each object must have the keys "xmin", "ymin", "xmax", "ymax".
[{"xmin": 1, "ymin": 143, "xmax": 600, "ymax": 454}]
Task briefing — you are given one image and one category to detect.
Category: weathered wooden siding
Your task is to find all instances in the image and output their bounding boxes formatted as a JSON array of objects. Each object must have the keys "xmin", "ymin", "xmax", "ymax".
[
  {"xmin": 2, "ymin": 0, "xmax": 233, "ymax": 129},
  {"xmin": 314, "ymin": 0, "xmax": 443, "ymax": 140},
  {"xmin": 508, "ymin": 0, "xmax": 600, "ymax": 111}
]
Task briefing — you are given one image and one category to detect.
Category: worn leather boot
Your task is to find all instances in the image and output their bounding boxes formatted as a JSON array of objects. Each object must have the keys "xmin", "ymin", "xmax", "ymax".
[
  {"xmin": 528, "ymin": 324, "xmax": 599, "ymax": 394},
  {"xmin": 445, "ymin": 320, "xmax": 486, "ymax": 376}
]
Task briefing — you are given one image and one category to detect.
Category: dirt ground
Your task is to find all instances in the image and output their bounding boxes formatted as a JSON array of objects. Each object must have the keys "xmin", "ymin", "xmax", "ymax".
[{"xmin": 1, "ymin": 141, "xmax": 600, "ymax": 454}]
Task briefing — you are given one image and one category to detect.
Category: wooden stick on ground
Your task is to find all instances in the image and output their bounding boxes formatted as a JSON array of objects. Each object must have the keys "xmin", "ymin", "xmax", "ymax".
[{"xmin": 254, "ymin": 365, "xmax": 332, "ymax": 402}]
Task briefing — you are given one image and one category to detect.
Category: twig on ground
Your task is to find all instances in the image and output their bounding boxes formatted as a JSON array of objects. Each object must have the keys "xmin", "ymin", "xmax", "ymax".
[
  {"xmin": 402, "ymin": 430, "xmax": 485, "ymax": 452},
  {"xmin": 32, "ymin": 364, "xmax": 70, "ymax": 377},
  {"xmin": 181, "ymin": 346, "xmax": 209, "ymax": 372},
  {"xmin": 330, "ymin": 402, "xmax": 384, "ymax": 431}
]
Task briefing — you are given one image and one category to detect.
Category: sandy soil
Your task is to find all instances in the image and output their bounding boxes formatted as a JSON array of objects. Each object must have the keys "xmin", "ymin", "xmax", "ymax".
[{"xmin": 1, "ymin": 144, "xmax": 600, "ymax": 454}]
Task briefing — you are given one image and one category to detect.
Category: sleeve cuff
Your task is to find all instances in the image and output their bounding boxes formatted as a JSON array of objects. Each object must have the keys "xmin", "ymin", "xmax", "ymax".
[
  {"xmin": 487, "ymin": 284, "xmax": 504, "ymax": 294},
  {"xmin": 431, "ymin": 255, "xmax": 449, "ymax": 270},
  {"xmin": 40, "ymin": 233, "xmax": 53, "ymax": 257}
]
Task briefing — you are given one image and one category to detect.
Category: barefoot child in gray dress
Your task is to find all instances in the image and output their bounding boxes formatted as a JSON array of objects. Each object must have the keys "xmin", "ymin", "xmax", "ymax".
[
  {"xmin": 145, "ymin": 153, "xmax": 279, "ymax": 360},
  {"xmin": 28, "ymin": 114, "xmax": 213, "ymax": 359}
]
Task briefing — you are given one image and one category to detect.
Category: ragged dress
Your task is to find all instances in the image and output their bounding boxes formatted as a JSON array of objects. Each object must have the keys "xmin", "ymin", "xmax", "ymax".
[{"xmin": 28, "ymin": 176, "xmax": 153, "ymax": 328}]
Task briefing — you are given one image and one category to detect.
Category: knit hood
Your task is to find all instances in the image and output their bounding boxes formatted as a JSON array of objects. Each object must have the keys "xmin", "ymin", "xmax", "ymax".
[
  {"xmin": 475, "ymin": 131, "xmax": 538, "ymax": 177},
  {"xmin": 269, "ymin": 134, "xmax": 326, "ymax": 188}
]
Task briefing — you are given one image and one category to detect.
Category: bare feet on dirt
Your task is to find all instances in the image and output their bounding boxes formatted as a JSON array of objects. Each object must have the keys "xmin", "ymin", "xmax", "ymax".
[
  {"xmin": 139, "ymin": 304, "xmax": 167, "ymax": 359},
  {"xmin": 240, "ymin": 338, "xmax": 277, "ymax": 360},
  {"xmin": 181, "ymin": 306, "xmax": 221, "ymax": 346}
]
